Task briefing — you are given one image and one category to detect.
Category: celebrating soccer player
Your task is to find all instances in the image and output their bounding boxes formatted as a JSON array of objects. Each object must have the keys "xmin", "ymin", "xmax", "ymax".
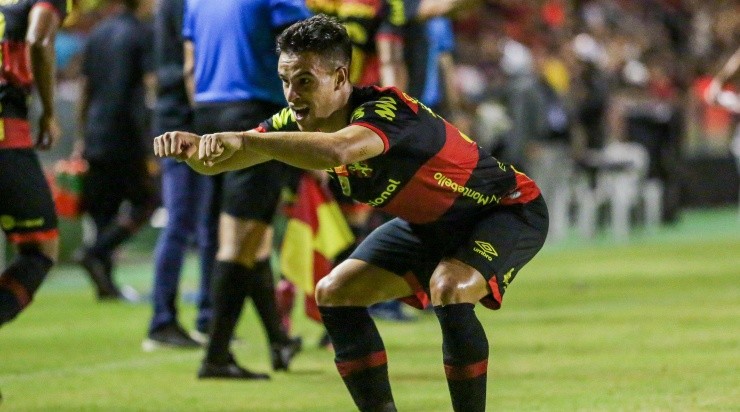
[{"xmin": 154, "ymin": 15, "xmax": 548, "ymax": 412}]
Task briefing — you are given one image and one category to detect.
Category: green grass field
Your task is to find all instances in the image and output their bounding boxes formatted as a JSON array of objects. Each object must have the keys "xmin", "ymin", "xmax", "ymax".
[{"xmin": 1, "ymin": 209, "xmax": 739, "ymax": 411}]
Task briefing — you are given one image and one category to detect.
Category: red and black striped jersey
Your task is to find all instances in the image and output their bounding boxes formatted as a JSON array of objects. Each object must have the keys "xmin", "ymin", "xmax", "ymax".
[
  {"xmin": 259, "ymin": 86, "xmax": 541, "ymax": 225},
  {"xmin": 305, "ymin": 0, "xmax": 419, "ymax": 86},
  {"xmin": 0, "ymin": 0, "xmax": 68, "ymax": 148}
]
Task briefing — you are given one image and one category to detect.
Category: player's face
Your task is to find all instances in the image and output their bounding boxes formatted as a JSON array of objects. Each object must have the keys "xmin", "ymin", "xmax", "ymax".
[{"xmin": 278, "ymin": 52, "xmax": 345, "ymax": 131}]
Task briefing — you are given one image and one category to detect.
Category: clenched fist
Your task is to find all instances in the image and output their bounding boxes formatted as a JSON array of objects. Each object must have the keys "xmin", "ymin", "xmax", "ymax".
[{"xmin": 153, "ymin": 131, "xmax": 200, "ymax": 161}]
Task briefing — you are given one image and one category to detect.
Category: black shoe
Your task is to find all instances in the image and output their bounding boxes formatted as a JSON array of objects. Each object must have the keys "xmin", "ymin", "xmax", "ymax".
[
  {"xmin": 142, "ymin": 323, "xmax": 201, "ymax": 352},
  {"xmin": 76, "ymin": 250, "xmax": 120, "ymax": 299},
  {"xmin": 197, "ymin": 358, "xmax": 270, "ymax": 380},
  {"xmin": 271, "ymin": 336, "xmax": 302, "ymax": 371},
  {"xmin": 317, "ymin": 332, "xmax": 332, "ymax": 350}
]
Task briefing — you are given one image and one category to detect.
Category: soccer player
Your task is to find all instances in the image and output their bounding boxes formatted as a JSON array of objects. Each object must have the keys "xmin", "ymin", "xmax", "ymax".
[
  {"xmin": 154, "ymin": 15, "xmax": 548, "ymax": 412},
  {"xmin": 0, "ymin": 0, "xmax": 69, "ymax": 326}
]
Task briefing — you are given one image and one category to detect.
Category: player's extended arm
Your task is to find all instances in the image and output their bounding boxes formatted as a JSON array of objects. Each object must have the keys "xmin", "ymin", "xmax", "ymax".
[
  {"xmin": 199, "ymin": 125, "xmax": 386, "ymax": 171},
  {"xmin": 183, "ymin": 40, "xmax": 195, "ymax": 107},
  {"xmin": 153, "ymin": 131, "xmax": 272, "ymax": 175},
  {"xmin": 27, "ymin": 4, "xmax": 61, "ymax": 149}
]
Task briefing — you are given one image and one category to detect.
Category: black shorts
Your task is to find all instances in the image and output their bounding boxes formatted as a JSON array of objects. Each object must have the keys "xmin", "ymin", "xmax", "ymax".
[
  {"xmin": 0, "ymin": 149, "xmax": 58, "ymax": 243},
  {"xmin": 350, "ymin": 196, "xmax": 548, "ymax": 310},
  {"xmin": 221, "ymin": 162, "xmax": 302, "ymax": 222},
  {"xmin": 81, "ymin": 156, "xmax": 156, "ymax": 222},
  {"xmin": 194, "ymin": 100, "xmax": 299, "ymax": 222}
]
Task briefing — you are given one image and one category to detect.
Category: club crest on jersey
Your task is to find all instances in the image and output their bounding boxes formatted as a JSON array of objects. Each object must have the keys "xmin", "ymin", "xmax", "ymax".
[
  {"xmin": 348, "ymin": 161, "xmax": 373, "ymax": 178},
  {"xmin": 473, "ymin": 240, "xmax": 498, "ymax": 261}
]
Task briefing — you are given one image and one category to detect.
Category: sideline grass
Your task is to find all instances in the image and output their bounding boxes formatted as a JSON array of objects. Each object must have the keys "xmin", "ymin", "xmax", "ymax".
[{"xmin": 1, "ymin": 209, "xmax": 738, "ymax": 411}]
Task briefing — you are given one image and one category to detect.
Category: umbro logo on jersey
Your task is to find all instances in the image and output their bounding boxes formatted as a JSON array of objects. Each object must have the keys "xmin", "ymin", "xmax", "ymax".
[{"xmin": 473, "ymin": 241, "xmax": 498, "ymax": 261}]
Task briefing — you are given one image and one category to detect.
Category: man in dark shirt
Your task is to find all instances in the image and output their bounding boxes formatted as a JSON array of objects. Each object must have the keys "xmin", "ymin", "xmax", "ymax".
[
  {"xmin": 0, "ymin": 0, "xmax": 69, "ymax": 327},
  {"xmin": 76, "ymin": 0, "xmax": 156, "ymax": 300},
  {"xmin": 142, "ymin": 0, "xmax": 218, "ymax": 350},
  {"xmin": 156, "ymin": 15, "xmax": 548, "ymax": 411}
]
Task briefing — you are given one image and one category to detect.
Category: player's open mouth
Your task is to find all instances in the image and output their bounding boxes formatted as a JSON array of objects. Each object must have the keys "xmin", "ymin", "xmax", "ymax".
[{"xmin": 292, "ymin": 107, "xmax": 310, "ymax": 120}]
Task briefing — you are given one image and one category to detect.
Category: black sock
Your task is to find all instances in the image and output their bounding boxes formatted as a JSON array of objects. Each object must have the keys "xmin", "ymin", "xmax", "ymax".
[
  {"xmin": 250, "ymin": 259, "xmax": 289, "ymax": 344},
  {"xmin": 434, "ymin": 303, "xmax": 488, "ymax": 412},
  {"xmin": 89, "ymin": 224, "xmax": 134, "ymax": 260},
  {"xmin": 319, "ymin": 306, "xmax": 395, "ymax": 412},
  {"xmin": 204, "ymin": 261, "xmax": 253, "ymax": 364},
  {"xmin": 0, "ymin": 251, "xmax": 53, "ymax": 326}
]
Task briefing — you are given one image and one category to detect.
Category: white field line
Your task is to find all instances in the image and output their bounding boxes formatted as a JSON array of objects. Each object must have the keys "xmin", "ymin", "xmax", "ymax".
[{"xmin": 0, "ymin": 352, "xmax": 199, "ymax": 383}]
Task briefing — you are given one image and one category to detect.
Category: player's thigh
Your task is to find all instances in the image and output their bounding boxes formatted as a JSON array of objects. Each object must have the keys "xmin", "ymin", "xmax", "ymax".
[
  {"xmin": 0, "ymin": 150, "xmax": 59, "ymax": 260},
  {"xmin": 316, "ymin": 258, "xmax": 413, "ymax": 307},
  {"xmin": 216, "ymin": 214, "xmax": 269, "ymax": 265},
  {"xmin": 340, "ymin": 218, "xmax": 441, "ymax": 307},
  {"xmin": 452, "ymin": 197, "xmax": 548, "ymax": 309}
]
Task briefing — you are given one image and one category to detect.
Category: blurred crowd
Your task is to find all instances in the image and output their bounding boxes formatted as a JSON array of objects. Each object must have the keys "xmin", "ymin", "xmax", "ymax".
[{"xmin": 47, "ymin": 0, "xmax": 738, "ymax": 243}]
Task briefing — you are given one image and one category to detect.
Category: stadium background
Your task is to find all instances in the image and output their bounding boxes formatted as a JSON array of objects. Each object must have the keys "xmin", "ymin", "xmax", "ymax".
[{"xmin": 1, "ymin": 0, "xmax": 738, "ymax": 410}]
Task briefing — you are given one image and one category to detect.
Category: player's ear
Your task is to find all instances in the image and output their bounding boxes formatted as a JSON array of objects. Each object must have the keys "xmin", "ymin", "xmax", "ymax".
[{"xmin": 335, "ymin": 66, "xmax": 349, "ymax": 89}]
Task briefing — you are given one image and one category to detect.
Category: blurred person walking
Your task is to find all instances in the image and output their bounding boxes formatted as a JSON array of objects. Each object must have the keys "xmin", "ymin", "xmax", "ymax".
[
  {"xmin": 0, "ymin": 0, "xmax": 70, "ymax": 326},
  {"xmin": 75, "ymin": 0, "xmax": 157, "ymax": 301},
  {"xmin": 183, "ymin": 0, "xmax": 309, "ymax": 380},
  {"xmin": 141, "ymin": 0, "xmax": 218, "ymax": 351}
]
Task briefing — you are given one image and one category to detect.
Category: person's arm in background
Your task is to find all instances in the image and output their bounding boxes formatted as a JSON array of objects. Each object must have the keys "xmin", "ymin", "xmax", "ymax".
[
  {"xmin": 416, "ymin": 0, "xmax": 479, "ymax": 20},
  {"xmin": 139, "ymin": 20, "xmax": 157, "ymax": 113},
  {"xmin": 705, "ymin": 46, "xmax": 740, "ymax": 113},
  {"xmin": 27, "ymin": 4, "xmax": 62, "ymax": 149},
  {"xmin": 183, "ymin": 40, "xmax": 195, "ymax": 106},
  {"xmin": 377, "ymin": 36, "xmax": 407, "ymax": 90},
  {"xmin": 73, "ymin": 76, "xmax": 89, "ymax": 158}
]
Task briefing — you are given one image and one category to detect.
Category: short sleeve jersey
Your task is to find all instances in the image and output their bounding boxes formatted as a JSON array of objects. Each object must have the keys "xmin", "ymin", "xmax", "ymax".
[
  {"xmin": 258, "ymin": 86, "xmax": 541, "ymax": 225},
  {"xmin": 0, "ymin": 0, "xmax": 68, "ymax": 121},
  {"xmin": 306, "ymin": 0, "xmax": 419, "ymax": 86}
]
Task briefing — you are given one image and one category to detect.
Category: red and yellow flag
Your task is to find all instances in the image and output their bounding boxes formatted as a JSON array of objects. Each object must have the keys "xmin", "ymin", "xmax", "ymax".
[{"xmin": 280, "ymin": 174, "xmax": 354, "ymax": 321}]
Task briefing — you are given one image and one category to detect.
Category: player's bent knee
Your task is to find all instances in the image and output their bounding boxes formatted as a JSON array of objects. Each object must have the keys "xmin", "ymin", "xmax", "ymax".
[
  {"xmin": 430, "ymin": 277, "xmax": 462, "ymax": 305},
  {"xmin": 430, "ymin": 275, "xmax": 484, "ymax": 305},
  {"xmin": 315, "ymin": 274, "xmax": 341, "ymax": 306}
]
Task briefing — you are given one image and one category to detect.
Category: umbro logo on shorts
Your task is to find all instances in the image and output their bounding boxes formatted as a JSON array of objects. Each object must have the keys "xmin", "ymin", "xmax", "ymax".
[{"xmin": 473, "ymin": 240, "xmax": 497, "ymax": 261}]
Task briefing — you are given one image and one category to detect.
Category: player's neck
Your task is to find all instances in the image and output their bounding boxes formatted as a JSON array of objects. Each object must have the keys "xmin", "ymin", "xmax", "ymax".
[{"xmin": 316, "ymin": 86, "xmax": 353, "ymax": 132}]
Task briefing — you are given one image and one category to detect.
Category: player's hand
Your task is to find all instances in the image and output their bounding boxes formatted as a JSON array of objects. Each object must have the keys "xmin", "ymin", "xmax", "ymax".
[
  {"xmin": 199, "ymin": 132, "xmax": 241, "ymax": 165},
  {"xmin": 153, "ymin": 131, "xmax": 200, "ymax": 161},
  {"xmin": 35, "ymin": 114, "xmax": 61, "ymax": 150}
]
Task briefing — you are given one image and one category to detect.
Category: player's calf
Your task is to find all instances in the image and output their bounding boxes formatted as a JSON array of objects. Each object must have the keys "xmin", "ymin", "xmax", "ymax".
[{"xmin": 0, "ymin": 248, "xmax": 53, "ymax": 326}]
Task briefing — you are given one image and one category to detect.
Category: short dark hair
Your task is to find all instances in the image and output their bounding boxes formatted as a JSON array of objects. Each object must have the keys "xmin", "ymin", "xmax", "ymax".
[{"xmin": 276, "ymin": 14, "xmax": 352, "ymax": 68}]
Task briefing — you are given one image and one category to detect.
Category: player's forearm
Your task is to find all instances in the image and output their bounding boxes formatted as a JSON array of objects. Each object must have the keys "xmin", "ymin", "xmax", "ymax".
[
  {"xmin": 29, "ymin": 34, "xmax": 56, "ymax": 116},
  {"xmin": 27, "ymin": 6, "xmax": 60, "ymax": 117},
  {"xmin": 241, "ymin": 130, "xmax": 347, "ymax": 170},
  {"xmin": 189, "ymin": 144, "xmax": 270, "ymax": 175}
]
